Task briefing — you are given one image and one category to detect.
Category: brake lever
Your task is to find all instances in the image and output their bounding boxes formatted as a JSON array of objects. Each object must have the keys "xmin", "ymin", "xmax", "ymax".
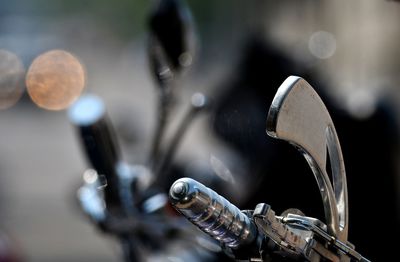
[{"xmin": 266, "ymin": 76, "xmax": 348, "ymax": 243}]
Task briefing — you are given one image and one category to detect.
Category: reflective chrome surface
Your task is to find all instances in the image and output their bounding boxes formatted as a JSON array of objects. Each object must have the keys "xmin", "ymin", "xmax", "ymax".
[
  {"xmin": 169, "ymin": 177, "xmax": 371, "ymax": 261},
  {"xmin": 68, "ymin": 94, "xmax": 123, "ymax": 208},
  {"xmin": 169, "ymin": 177, "xmax": 256, "ymax": 248},
  {"xmin": 253, "ymin": 203, "xmax": 370, "ymax": 262},
  {"xmin": 77, "ymin": 169, "xmax": 106, "ymax": 223},
  {"xmin": 266, "ymin": 76, "xmax": 348, "ymax": 242}
]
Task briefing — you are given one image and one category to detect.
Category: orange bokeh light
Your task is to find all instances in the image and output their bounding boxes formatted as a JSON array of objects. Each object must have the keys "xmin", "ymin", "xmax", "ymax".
[{"xmin": 26, "ymin": 50, "xmax": 86, "ymax": 111}]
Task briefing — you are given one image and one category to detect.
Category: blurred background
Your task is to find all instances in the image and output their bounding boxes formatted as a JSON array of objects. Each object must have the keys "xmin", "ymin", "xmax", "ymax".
[{"xmin": 0, "ymin": 0, "xmax": 399, "ymax": 261}]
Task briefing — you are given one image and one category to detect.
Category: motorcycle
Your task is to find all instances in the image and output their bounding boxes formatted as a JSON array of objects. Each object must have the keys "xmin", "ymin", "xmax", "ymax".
[{"xmin": 67, "ymin": 1, "xmax": 385, "ymax": 261}]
